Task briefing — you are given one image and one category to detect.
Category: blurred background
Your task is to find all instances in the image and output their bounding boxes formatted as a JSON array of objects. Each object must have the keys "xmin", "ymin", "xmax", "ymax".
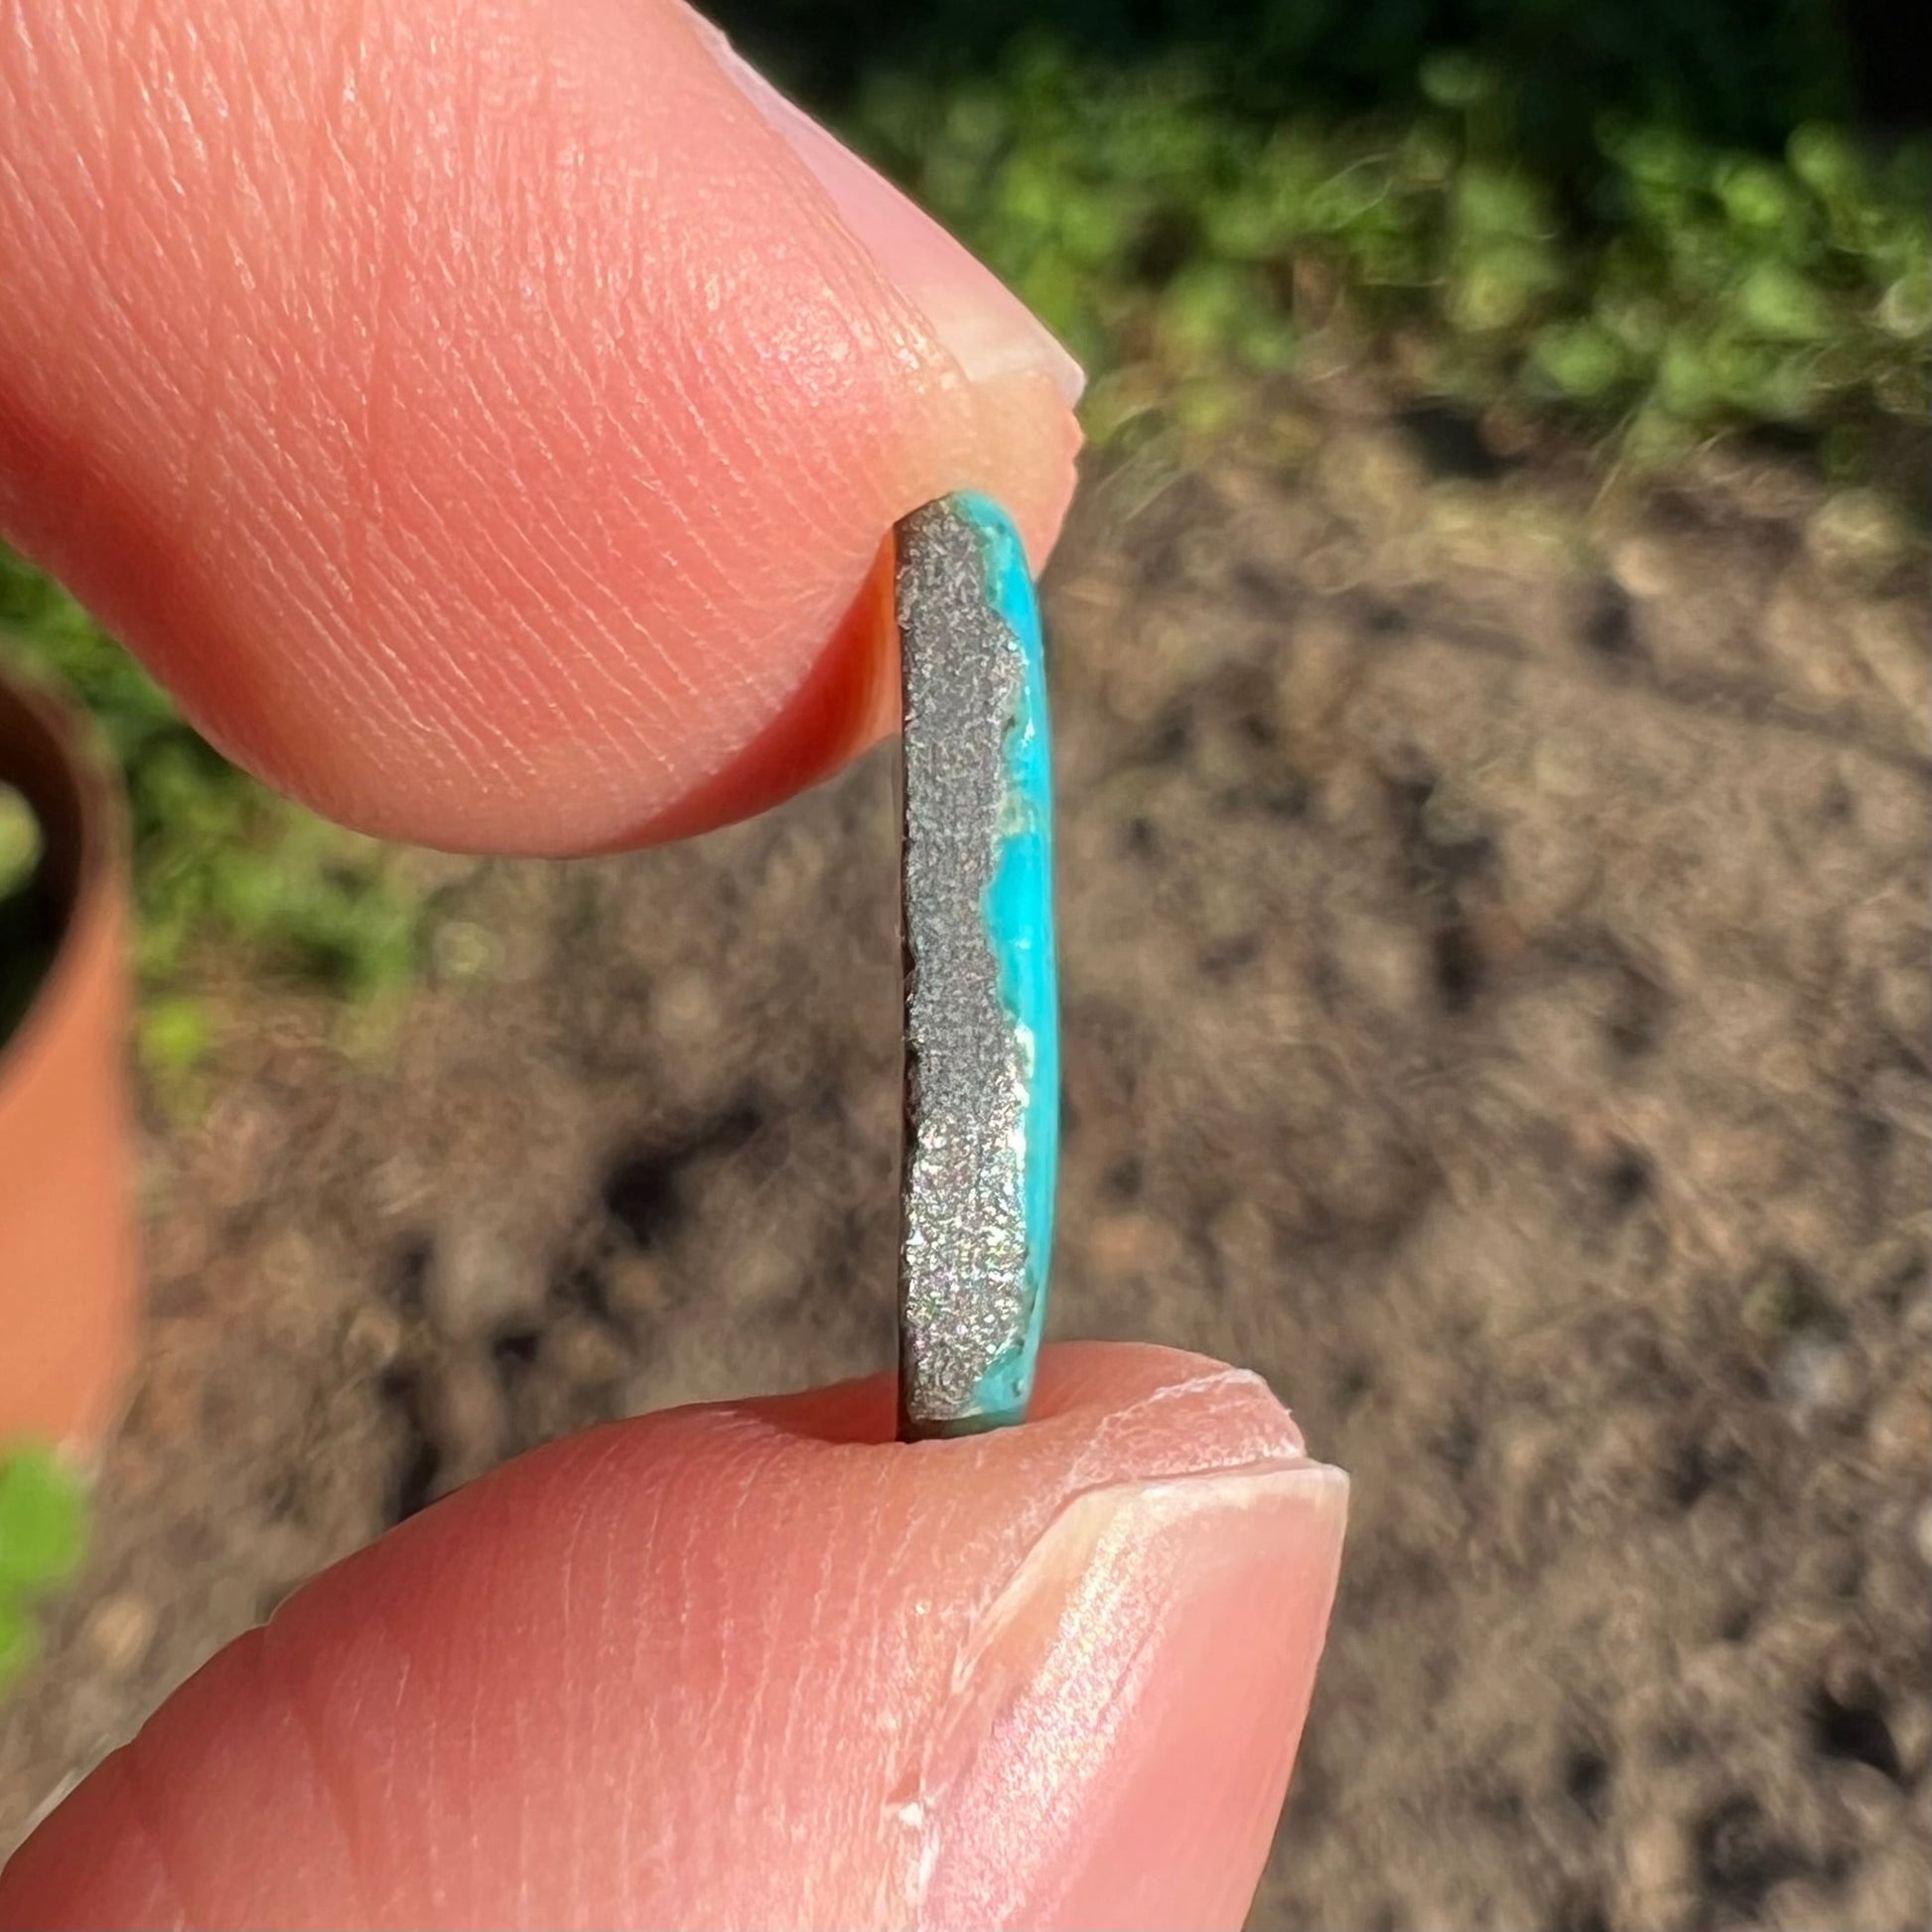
[{"xmin": 1, "ymin": 0, "xmax": 1927, "ymax": 1925}]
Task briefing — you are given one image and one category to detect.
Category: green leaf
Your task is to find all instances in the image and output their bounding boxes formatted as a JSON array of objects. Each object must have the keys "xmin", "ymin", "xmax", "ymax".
[
  {"xmin": 1735, "ymin": 261, "xmax": 1834, "ymax": 343},
  {"xmin": 1204, "ymin": 188, "xmax": 1285, "ymax": 260},
  {"xmin": 1419, "ymin": 51, "xmax": 1500, "ymax": 111},
  {"xmin": 1238, "ymin": 315, "xmax": 1303, "ymax": 372},
  {"xmin": 1712, "ymin": 158, "xmax": 1801, "ymax": 234},
  {"xmin": 1397, "ymin": 120, "xmax": 1458, "ymax": 189},
  {"xmin": 0, "ymin": 1444, "xmax": 88, "ymax": 1596},
  {"xmin": 1157, "ymin": 264, "xmax": 1259, "ymax": 357},
  {"xmin": 139, "ymin": 995, "xmax": 212, "ymax": 1075},
  {"xmin": 1453, "ymin": 166, "xmax": 1552, "ymax": 241},
  {"xmin": 1786, "ymin": 124, "xmax": 1863, "ymax": 204},
  {"xmin": 1305, "ymin": 164, "xmax": 1394, "ymax": 236},
  {"xmin": 1448, "ymin": 240, "xmax": 1563, "ymax": 333},
  {"xmin": 1533, "ymin": 321, "xmax": 1627, "ymax": 399},
  {"xmin": 1656, "ymin": 332, "xmax": 1719, "ymax": 415},
  {"xmin": 1172, "ymin": 376, "xmax": 1242, "ymax": 439},
  {"xmin": 1611, "ymin": 126, "xmax": 1704, "ymax": 192}
]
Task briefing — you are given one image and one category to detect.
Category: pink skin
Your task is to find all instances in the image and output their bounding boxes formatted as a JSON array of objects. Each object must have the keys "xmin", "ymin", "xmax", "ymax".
[
  {"xmin": 0, "ymin": 1349, "xmax": 1344, "ymax": 1931},
  {"xmin": 0, "ymin": 0, "xmax": 1079, "ymax": 851},
  {"xmin": 0, "ymin": 3, "xmax": 1348, "ymax": 1924}
]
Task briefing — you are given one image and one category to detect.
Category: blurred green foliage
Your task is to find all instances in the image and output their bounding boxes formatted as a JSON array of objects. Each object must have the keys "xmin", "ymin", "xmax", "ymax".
[
  {"xmin": 0, "ymin": 0, "xmax": 1924, "ymax": 1007},
  {"xmin": 718, "ymin": 0, "xmax": 1863, "ymax": 163},
  {"xmin": 713, "ymin": 0, "xmax": 1924, "ymax": 482},
  {"xmin": 0, "ymin": 1442, "xmax": 89, "ymax": 1699},
  {"xmin": 1, "ymin": 557, "xmax": 419, "ymax": 1020},
  {"xmin": 842, "ymin": 44, "xmax": 1927, "ymax": 481}
]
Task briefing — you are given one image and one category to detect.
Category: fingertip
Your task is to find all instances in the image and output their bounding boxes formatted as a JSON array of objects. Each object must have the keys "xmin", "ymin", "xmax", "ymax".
[
  {"xmin": 0, "ymin": 1346, "xmax": 1339, "ymax": 1931},
  {"xmin": 678, "ymin": 6, "xmax": 1085, "ymax": 411},
  {"xmin": 0, "ymin": 0, "xmax": 1083, "ymax": 854}
]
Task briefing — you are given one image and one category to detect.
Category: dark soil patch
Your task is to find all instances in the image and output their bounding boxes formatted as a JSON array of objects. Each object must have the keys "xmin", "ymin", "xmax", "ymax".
[{"xmin": 2, "ymin": 381, "xmax": 1927, "ymax": 1930}]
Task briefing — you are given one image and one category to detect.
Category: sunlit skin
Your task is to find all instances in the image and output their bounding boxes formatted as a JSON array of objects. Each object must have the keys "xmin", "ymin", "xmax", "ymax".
[
  {"xmin": 0, "ymin": 3, "xmax": 1345, "ymax": 1926},
  {"xmin": 0, "ymin": 0, "xmax": 1077, "ymax": 853}
]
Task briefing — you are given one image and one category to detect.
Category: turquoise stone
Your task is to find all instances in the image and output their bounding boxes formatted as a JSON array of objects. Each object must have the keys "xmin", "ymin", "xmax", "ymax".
[
  {"xmin": 954, "ymin": 492, "xmax": 1058, "ymax": 1428},
  {"xmin": 895, "ymin": 492, "xmax": 1059, "ymax": 1438}
]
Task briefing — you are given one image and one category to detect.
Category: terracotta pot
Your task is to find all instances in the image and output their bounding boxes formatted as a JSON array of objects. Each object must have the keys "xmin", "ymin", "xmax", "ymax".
[{"xmin": 0, "ymin": 652, "xmax": 138, "ymax": 1453}]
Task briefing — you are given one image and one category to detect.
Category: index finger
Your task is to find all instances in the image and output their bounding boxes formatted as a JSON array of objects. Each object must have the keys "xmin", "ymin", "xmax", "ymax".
[{"xmin": 0, "ymin": 0, "xmax": 1082, "ymax": 852}]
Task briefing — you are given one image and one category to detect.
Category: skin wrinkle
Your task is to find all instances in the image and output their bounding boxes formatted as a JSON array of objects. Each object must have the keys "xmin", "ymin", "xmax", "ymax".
[
  {"xmin": 96, "ymin": 1756, "xmax": 191, "ymax": 1930},
  {"xmin": 529, "ymin": 116, "xmax": 727, "ymax": 733},
  {"xmin": 48, "ymin": 63, "xmax": 145, "ymax": 437},
  {"xmin": 300, "ymin": 0, "xmax": 368, "ymax": 282},
  {"xmin": 598, "ymin": 1451, "xmax": 641, "ymax": 1932},
  {"xmin": 668, "ymin": 1469, "xmax": 716, "ymax": 1911},
  {"xmin": 690, "ymin": 1432, "xmax": 764, "ymax": 1874},
  {"xmin": 767, "ymin": 1450, "xmax": 840, "ymax": 1865},
  {"xmin": 367, "ymin": 1634, "xmax": 418, "ymax": 1925},
  {"xmin": 373, "ymin": 453, "xmax": 571, "ymax": 743},
  {"xmin": 333, "ymin": 7, "xmax": 693, "ymax": 786},
  {"xmin": 247, "ymin": 535, "xmax": 398, "ymax": 795},
  {"xmin": 550, "ymin": 1430, "xmax": 637, "ymax": 1929},
  {"xmin": 919, "ymin": 1495, "xmax": 1112, "ymax": 1926},
  {"xmin": 850, "ymin": 1470, "xmax": 914, "ymax": 1909},
  {"xmin": 1064, "ymin": 1367, "xmax": 1303, "ymax": 1491},
  {"xmin": 412, "ymin": 1660, "xmax": 445, "ymax": 1924},
  {"xmin": 466, "ymin": 1535, "xmax": 500, "ymax": 1926},
  {"xmin": 356, "ymin": 154, "xmax": 719, "ymax": 786},
  {"xmin": 716, "ymin": 1401, "xmax": 1325, "ymax": 1926},
  {"xmin": 410, "ymin": 499, "xmax": 638, "ymax": 762},
  {"xmin": 552, "ymin": 1438, "xmax": 587, "ymax": 1929},
  {"xmin": 92, "ymin": 7, "xmax": 139, "ymax": 343},
  {"xmin": 70, "ymin": 4, "xmax": 124, "ymax": 273},
  {"xmin": 872, "ymin": 1474, "xmax": 947, "ymax": 1925},
  {"xmin": 115, "ymin": 1699, "xmax": 216, "ymax": 1929},
  {"xmin": 294, "ymin": 1486, "xmax": 441, "ymax": 1917},
  {"xmin": 264, "ymin": 1628, "xmax": 379, "ymax": 1929},
  {"xmin": 475, "ymin": 1452, "xmax": 544, "ymax": 1924},
  {"xmin": 981, "ymin": 1545, "xmax": 1164, "ymax": 1929},
  {"xmin": 259, "ymin": 1551, "xmax": 415, "ymax": 1923},
  {"xmin": 328, "ymin": 542, "xmax": 486, "ymax": 780},
  {"xmin": 590, "ymin": 53, "xmax": 912, "ymax": 737},
  {"xmin": 622, "ymin": 1431, "xmax": 687, "ymax": 1913},
  {"xmin": 914, "ymin": 1464, "xmax": 1341, "ymax": 1930},
  {"xmin": 173, "ymin": 15, "xmax": 244, "ymax": 560},
  {"xmin": 610, "ymin": 391, "xmax": 761, "ymax": 742},
  {"xmin": 797, "ymin": 1467, "xmax": 858, "ymax": 1914},
  {"xmin": 733, "ymin": 1465, "xmax": 787, "ymax": 1917},
  {"xmin": 104, "ymin": 20, "xmax": 413, "ymax": 772},
  {"xmin": 496, "ymin": 1498, "xmax": 538, "ymax": 1930},
  {"xmin": 357, "ymin": 322, "xmax": 546, "ymax": 739},
  {"xmin": 728, "ymin": 221, "xmax": 906, "ymax": 563},
  {"xmin": 0, "ymin": 131, "xmax": 70, "ymax": 372},
  {"xmin": 348, "ymin": 11, "xmax": 409, "ymax": 666}
]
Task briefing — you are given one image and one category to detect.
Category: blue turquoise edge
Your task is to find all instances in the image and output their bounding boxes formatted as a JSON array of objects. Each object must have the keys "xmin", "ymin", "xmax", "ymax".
[{"xmin": 953, "ymin": 490, "xmax": 1058, "ymax": 1430}]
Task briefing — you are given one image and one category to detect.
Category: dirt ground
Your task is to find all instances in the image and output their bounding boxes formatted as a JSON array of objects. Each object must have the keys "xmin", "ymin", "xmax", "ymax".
[{"xmin": 2, "ymin": 377, "xmax": 1927, "ymax": 1931}]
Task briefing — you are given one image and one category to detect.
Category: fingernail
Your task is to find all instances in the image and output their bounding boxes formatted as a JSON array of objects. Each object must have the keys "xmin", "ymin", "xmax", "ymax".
[
  {"xmin": 901, "ymin": 1459, "xmax": 1348, "ymax": 1930},
  {"xmin": 686, "ymin": 13, "xmax": 1085, "ymax": 406}
]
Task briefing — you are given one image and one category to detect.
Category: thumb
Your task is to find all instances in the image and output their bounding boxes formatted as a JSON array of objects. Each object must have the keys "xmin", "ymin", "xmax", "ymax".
[
  {"xmin": 0, "ymin": 1345, "xmax": 1345, "ymax": 1931},
  {"xmin": 0, "ymin": 0, "xmax": 1081, "ymax": 854}
]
